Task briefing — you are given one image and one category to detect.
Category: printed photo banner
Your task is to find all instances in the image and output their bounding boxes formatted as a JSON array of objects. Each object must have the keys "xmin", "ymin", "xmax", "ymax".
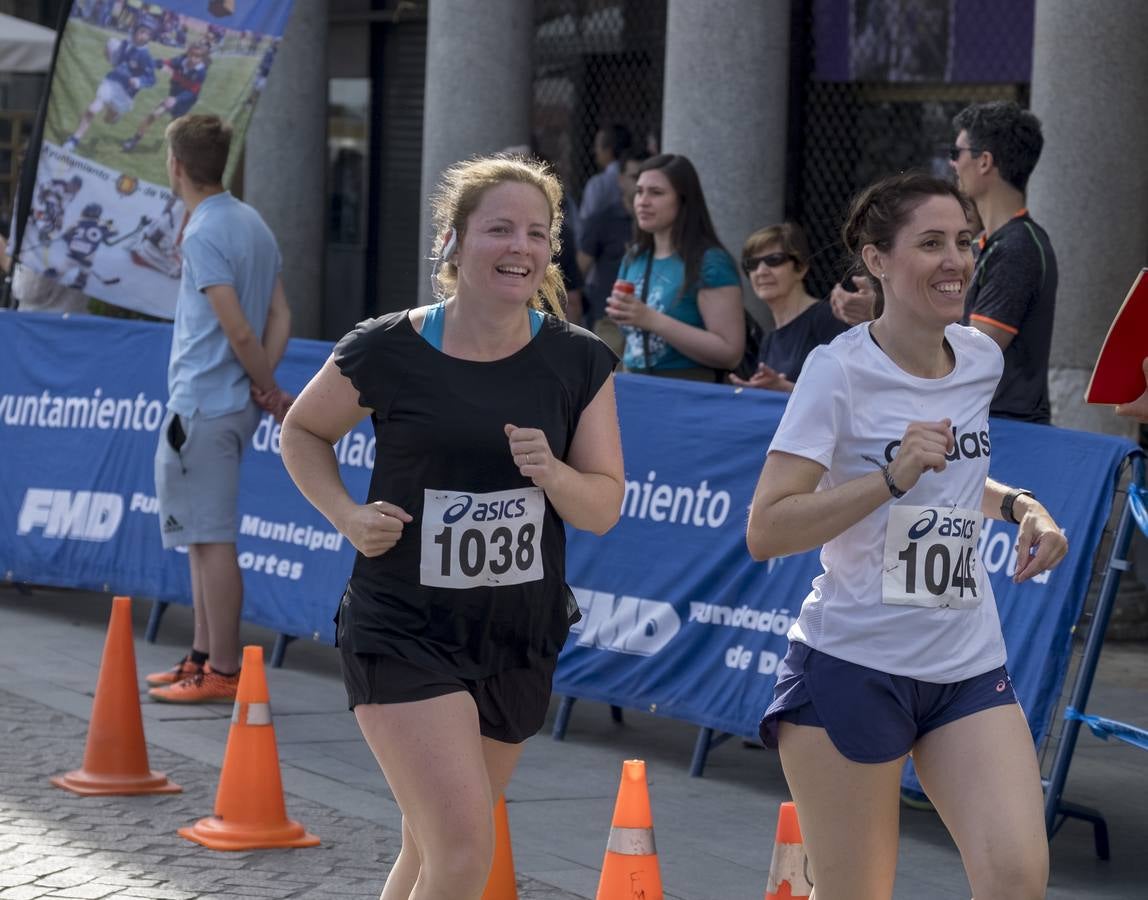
[{"xmin": 12, "ymin": 0, "xmax": 294, "ymax": 319}]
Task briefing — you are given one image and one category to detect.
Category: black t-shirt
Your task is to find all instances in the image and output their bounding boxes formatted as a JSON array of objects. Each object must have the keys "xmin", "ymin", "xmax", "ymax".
[
  {"xmin": 757, "ymin": 300, "xmax": 849, "ymax": 381},
  {"xmin": 963, "ymin": 213, "xmax": 1057, "ymax": 424},
  {"xmin": 579, "ymin": 203, "xmax": 633, "ymax": 321},
  {"xmin": 332, "ymin": 310, "xmax": 616, "ymax": 677}
]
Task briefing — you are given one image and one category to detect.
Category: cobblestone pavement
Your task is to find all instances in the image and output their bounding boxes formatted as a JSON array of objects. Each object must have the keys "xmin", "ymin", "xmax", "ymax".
[{"xmin": 0, "ymin": 689, "xmax": 577, "ymax": 900}]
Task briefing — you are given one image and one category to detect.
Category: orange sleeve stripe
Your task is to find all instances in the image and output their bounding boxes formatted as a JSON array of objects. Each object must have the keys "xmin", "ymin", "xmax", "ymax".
[{"xmin": 969, "ymin": 314, "xmax": 1020, "ymax": 336}]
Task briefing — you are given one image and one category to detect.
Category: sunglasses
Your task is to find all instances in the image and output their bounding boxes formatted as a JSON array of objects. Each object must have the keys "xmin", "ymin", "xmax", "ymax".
[
  {"xmin": 742, "ymin": 252, "xmax": 796, "ymax": 273},
  {"xmin": 947, "ymin": 145, "xmax": 985, "ymax": 161}
]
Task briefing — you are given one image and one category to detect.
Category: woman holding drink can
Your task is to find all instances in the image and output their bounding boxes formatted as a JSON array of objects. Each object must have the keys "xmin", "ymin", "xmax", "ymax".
[{"xmin": 605, "ymin": 154, "xmax": 745, "ymax": 380}]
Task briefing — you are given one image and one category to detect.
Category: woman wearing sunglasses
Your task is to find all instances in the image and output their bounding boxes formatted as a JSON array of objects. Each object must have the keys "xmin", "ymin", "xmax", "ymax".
[
  {"xmin": 730, "ymin": 222, "xmax": 851, "ymax": 393},
  {"xmin": 604, "ymin": 153, "xmax": 745, "ymax": 380}
]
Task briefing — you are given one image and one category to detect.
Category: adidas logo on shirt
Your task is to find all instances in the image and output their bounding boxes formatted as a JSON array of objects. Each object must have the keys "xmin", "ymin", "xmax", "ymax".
[
  {"xmin": 883, "ymin": 426, "xmax": 991, "ymax": 464},
  {"xmin": 162, "ymin": 514, "xmax": 182, "ymax": 534}
]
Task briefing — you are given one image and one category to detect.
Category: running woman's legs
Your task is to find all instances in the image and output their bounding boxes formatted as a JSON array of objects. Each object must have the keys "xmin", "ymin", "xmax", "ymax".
[
  {"xmin": 777, "ymin": 721, "xmax": 904, "ymax": 900},
  {"xmin": 913, "ymin": 703, "xmax": 1048, "ymax": 900},
  {"xmin": 356, "ymin": 690, "xmax": 524, "ymax": 900},
  {"xmin": 380, "ymin": 734, "xmax": 524, "ymax": 900}
]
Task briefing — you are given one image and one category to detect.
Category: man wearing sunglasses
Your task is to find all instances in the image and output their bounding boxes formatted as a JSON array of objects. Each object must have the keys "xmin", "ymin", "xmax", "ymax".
[{"xmin": 950, "ymin": 101, "xmax": 1058, "ymax": 424}]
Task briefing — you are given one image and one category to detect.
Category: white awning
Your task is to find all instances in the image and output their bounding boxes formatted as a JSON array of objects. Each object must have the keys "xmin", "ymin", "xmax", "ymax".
[{"xmin": 0, "ymin": 13, "xmax": 56, "ymax": 74}]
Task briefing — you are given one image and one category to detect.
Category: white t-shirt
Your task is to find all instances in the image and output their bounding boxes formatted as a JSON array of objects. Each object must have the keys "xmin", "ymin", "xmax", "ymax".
[{"xmin": 768, "ymin": 322, "xmax": 1005, "ymax": 682}]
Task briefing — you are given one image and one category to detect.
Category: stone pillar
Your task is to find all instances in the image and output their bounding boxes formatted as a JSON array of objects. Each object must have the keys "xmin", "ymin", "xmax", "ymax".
[
  {"xmin": 1030, "ymin": 0, "xmax": 1148, "ymax": 634},
  {"xmin": 661, "ymin": 0, "xmax": 790, "ymax": 327},
  {"xmin": 1029, "ymin": 0, "xmax": 1148, "ymax": 436},
  {"xmin": 418, "ymin": 0, "xmax": 533, "ymax": 305},
  {"xmin": 243, "ymin": 0, "xmax": 328, "ymax": 339}
]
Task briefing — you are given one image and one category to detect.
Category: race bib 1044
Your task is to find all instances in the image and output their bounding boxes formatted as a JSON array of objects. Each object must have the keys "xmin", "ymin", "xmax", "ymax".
[
  {"xmin": 882, "ymin": 505, "xmax": 982, "ymax": 610},
  {"xmin": 420, "ymin": 487, "xmax": 545, "ymax": 589}
]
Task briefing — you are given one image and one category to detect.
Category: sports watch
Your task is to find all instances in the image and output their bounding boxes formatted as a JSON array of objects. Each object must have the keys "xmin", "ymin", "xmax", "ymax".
[{"xmin": 1001, "ymin": 488, "xmax": 1034, "ymax": 524}]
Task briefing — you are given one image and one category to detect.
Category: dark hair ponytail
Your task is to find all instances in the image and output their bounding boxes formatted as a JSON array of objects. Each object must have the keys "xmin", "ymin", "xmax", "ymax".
[{"xmin": 841, "ymin": 171, "xmax": 972, "ymax": 317}]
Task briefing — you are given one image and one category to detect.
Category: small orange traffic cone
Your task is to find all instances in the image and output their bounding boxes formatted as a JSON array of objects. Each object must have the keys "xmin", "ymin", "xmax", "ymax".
[
  {"xmin": 178, "ymin": 645, "xmax": 319, "ymax": 850},
  {"xmin": 764, "ymin": 801, "xmax": 812, "ymax": 899},
  {"xmin": 480, "ymin": 794, "xmax": 518, "ymax": 900},
  {"xmin": 595, "ymin": 759, "xmax": 663, "ymax": 900},
  {"xmin": 51, "ymin": 596, "xmax": 181, "ymax": 796}
]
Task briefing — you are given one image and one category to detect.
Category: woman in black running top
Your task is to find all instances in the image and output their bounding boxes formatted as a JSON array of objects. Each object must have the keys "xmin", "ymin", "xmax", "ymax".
[{"xmin": 281, "ymin": 155, "xmax": 624, "ymax": 899}]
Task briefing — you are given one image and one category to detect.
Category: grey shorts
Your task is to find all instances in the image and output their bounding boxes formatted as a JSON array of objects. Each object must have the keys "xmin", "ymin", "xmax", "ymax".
[{"xmin": 154, "ymin": 405, "xmax": 259, "ymax": 548}]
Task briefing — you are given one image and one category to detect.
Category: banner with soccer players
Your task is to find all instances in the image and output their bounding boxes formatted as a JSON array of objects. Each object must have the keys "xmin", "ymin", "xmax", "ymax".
[{"xmin": 11, "ymin": 0, "xmax": 294, "ymax": 319}]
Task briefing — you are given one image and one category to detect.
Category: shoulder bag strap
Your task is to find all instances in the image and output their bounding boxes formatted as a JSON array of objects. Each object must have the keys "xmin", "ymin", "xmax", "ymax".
[{"xmin": 639, "ymin": 249, "xmax": 654, "ymax": 373}]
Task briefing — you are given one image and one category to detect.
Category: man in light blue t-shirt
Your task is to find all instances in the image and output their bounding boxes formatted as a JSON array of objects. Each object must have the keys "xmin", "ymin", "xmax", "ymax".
[{"xmin": 148, "ymin": 114, "xmax": 292, "ymax": 704}]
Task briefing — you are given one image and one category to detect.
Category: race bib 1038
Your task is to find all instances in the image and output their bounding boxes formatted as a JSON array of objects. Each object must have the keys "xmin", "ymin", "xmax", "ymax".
[
  {"xmin": 420, "ymin": 487, "xmax": 545, "ymax": 589},
  {"xmin": 882, "ymin": 504, "xmax": 982, "ymax": 610}
]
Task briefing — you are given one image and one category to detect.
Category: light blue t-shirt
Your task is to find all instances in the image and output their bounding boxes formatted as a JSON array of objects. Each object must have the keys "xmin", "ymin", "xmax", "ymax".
[
  {"xmin": 615, "ymin": 245, "xmax": 740, "ymax": 371},
  {"xmin": 166, "ymin": 192, "xmax": 282, "ymax": 418}
]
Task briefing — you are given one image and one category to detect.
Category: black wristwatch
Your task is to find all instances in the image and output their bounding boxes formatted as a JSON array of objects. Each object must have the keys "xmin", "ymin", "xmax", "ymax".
[{"xmin": 1001, "ymin": 488, "xmax": 1034, "ymax": 524}]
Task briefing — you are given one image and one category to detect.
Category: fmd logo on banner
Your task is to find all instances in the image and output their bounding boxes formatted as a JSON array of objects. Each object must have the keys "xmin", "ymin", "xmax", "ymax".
[
  {"xmin": 18, "ymin": 489, "xmax": 124, "ymax": 541},
  {"xmin": 12, "ymin": 0, "xmax": 295, "ymax": 319}
]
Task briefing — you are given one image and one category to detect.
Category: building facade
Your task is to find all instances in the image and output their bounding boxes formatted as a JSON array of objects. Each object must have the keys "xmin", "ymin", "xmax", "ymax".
[{"xmin": 4, "ymin": 0, "xmax": 1147, "ymax": 444}]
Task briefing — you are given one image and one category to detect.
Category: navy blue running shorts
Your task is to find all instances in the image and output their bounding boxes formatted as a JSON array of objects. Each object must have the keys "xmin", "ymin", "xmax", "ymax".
[
  {"xmin": 339, "ymin": 647, "xmax": 557, "ymax": 745},
  {"xmin": 759, "ymin": 641, "xmax": 1018, "ymax": 764}
]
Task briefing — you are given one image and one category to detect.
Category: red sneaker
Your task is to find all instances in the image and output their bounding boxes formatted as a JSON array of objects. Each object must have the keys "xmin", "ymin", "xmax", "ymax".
[
  {"xmin": 148, "ymin": 664, "xmax": 239, "ymax": 704},
  {"xmin": 145, "ymin": 654, "xmax": 204, "ymax": 687}
]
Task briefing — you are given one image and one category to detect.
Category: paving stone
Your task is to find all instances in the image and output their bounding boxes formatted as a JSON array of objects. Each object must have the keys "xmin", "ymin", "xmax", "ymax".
[
  {"xmin": 39, "ymin": 884, "xmax": 120, "ymax": 899},
  {"xmin": 0, "ymin": 886, "xmax": 53, "ymax": 900},
  {"xmin": 0, "ymin": 688, "xmax": 581, "ymax": 900}
]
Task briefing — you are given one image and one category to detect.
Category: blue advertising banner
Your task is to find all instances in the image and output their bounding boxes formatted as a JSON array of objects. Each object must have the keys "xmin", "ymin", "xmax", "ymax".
[
  {"xmin": 0, "ymin": 310, "xmax": 367, "ymax": 641},
  {"xmin": 558, "ymin": 373, "xmax": 1136, "ymax": 759},
  {"xmin": 11, "ymin": 0, "xmax": 294, "ymax": 318},
  {"xmin": 0, "ymin": 312, "xmax": 1137, "ymax": 766}
]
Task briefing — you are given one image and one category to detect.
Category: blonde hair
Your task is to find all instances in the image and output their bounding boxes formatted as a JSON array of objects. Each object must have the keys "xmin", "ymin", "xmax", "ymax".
[{"xmin": 430, "ymin": 154, "xmax": 566, "ymax": 318}]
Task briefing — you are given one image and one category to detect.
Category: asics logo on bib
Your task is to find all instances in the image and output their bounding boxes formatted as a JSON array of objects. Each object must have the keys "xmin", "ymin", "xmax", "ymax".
[
  {"xmin": 441, "ymin": 494, "xmax": 527, "ymax": 525},
  {"xmin": 884, "ymin": 427, "xmax": 991, "ymax": 464},
  {"xmin": 421, "ymin": 488, "xmax": 544, "ymax": 589},
  {"xmin": 907, "ymin": 509, "xmax": 977, "ymax": 541}
]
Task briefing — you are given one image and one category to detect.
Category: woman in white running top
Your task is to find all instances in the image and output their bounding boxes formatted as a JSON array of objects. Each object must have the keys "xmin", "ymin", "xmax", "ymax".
[{"xmin": 748, "ymin": 172, "xmax": 1068, "ymax": 900}]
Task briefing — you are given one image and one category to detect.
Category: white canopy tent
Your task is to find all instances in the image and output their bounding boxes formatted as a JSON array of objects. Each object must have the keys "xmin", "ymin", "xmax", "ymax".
[{"xmin": 0, "ymin": 13, "xmax": 56, "ymax": 74}]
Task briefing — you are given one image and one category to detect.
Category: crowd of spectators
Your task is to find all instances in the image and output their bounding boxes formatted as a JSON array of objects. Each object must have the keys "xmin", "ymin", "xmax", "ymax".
[{"xmin": 559, "ymin": 102, "xmax": 1071, "ymax": 423}]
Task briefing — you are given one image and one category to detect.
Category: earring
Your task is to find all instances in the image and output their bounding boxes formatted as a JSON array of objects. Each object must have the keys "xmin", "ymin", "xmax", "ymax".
[{"xmin": 880, "ymin": 273, "xmax": 887, "ymax": 280}]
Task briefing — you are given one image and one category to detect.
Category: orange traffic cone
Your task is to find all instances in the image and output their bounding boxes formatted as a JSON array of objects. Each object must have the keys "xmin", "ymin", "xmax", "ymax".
[
  {"xmin": 178, "ymin": 645, "xmax": 319, "ymax": 850},
  {"xmin": 764, "ymin": 801, "xmax": 812, "ymax": 899},
  {"xmin": 595, "ymin": 759, "xmax": 663, "ymax": 900},
  {"xmin": 51, "ymin": 596, "xmax": 181, "ymax": 796},
  {"xmin": 481, "ymin": 794, "xmax": 518, "ymax": 900}
]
